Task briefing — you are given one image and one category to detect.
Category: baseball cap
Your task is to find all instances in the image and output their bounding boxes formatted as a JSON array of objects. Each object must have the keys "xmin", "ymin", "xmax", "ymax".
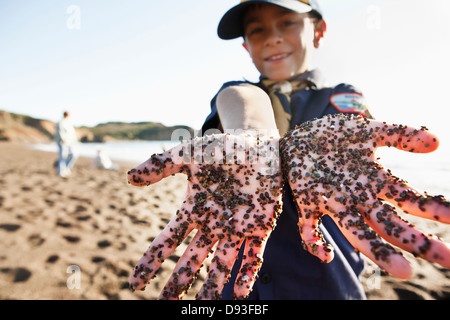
[{"xmin": 218, "ymin": 0, "xmax": 323, "ymax": 40}]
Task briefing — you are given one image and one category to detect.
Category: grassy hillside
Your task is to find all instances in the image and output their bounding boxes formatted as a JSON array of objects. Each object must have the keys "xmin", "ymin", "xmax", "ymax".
[
  {"xmin": 0, "ymin": 110, "xmax": 195, "ymax": 143},
  {"xmin": 81, "ymin": 121, "xmax": 194, "ymax": 142}
]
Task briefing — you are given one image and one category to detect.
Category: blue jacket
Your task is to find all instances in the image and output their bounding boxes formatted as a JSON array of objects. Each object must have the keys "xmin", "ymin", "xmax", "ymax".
[{"xmin": 201, "ymin": 70, "xmax": 369, "ymax": 300}]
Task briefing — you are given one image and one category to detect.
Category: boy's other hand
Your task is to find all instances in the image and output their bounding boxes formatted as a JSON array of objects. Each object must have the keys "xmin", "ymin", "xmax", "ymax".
[
  {"xmin": 127, "ymin": 133, "xmax": 282, "ymax": 299},
  {"xmin": 281, "ymin": 114, "xmax": 450, "ymax": 279}
]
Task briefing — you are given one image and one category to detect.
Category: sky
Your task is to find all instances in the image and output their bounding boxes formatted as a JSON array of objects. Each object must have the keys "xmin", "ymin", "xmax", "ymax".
[{"xmin": 1, "ymin": 0, "xmax": 450, "ymax": 146}]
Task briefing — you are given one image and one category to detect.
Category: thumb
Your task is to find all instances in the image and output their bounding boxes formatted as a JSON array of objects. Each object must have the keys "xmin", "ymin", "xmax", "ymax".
[{"xmin": 127, "ymin": 142, "xmax": 190, "ymax": 186}]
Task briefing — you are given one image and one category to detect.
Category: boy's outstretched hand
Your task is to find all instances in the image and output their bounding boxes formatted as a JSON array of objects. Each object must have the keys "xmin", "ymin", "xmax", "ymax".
[
  {"xmin": 281, "ymin": 114, "xmax": 450, "ymax": 279},
  {"xmin": 128, "ymin": 133, "xmax": 282, "ymax": 299},
  {"xmin": 128, "ymin": 114, "xmax": 450, "ymax": 300}
]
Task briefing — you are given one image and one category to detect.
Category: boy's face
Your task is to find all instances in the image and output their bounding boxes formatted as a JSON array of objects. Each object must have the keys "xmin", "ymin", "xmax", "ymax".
[{"xmin": 242, "ymin": 4, "xmax": 325, "ymax": 81}]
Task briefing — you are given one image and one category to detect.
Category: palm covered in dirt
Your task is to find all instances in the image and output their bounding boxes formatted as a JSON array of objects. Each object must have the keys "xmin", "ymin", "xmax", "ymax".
[
  {"xmin": 281, "ymin": 114, "xmax": 450, "ymax": 279},
  {"xmin": 128, "ymin": 133, "xmax": 282, "ymax": 299}
]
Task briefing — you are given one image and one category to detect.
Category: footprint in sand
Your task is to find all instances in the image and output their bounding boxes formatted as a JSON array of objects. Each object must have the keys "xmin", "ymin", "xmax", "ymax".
[
  {"xmin": 75, "ymin": 205, "xmax": 88, "ymax": 213},
  {"xmin": 28, "ymin": 234, "xmax": 45, "ymax": 246},
  {"xmin": 0, "ymin": 267, "xmax": 32, "ymax": 283},
  {"xmin": 56, "ymin": 220, "xmax": 72, "ymax": 228},
  {"xmin": 44, "ymin": 199, "xmax": 55, "ymax": 207},
  {"xmin": 63, "ymin": 235, "xmax": 81, "ymax": 243},
  {"xmin": 92, "ymin": 256, "xmax": 106, "ymax": 263},
  {"xmin": 0, "ymin": 224, "xmax": 21, "ymax": 232},
  {"xmin": 97, "ymin": 240, "xmax": 111, "ymax": 248},
  {"xmin": 76, "ymin": 215, "xmax": 91, "ymax": 221},
  {"xmin": 46, "ymin": 255, "xmax": 59, "ymax": 263}
]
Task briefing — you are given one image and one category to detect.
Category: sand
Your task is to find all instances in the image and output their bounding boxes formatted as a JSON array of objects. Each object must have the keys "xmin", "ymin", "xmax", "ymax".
[{"xmin": 0, "ymin": 142, "xmax": 449, "ymax": 300}]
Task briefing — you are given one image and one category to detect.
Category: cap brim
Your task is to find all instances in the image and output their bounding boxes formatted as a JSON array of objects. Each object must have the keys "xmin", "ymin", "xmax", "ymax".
[{"xmin": 218, "ymin": 0, "xmax": 314, "ymax": 40}]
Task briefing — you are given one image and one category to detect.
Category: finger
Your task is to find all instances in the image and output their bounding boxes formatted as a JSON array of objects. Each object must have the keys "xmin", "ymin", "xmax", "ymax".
[
  {"xmin": 127, "ymin": 142, "xmax": 191, "ymax": 186},
  {"xmin": 368, "ymin": 120, "xmax": 439, "ymax": 153},
  {"xmin": 297, "ymin": 209, "xmax": 335, "ymax": 263},
  {"xmin": 325, "ymin": 203, "xmax": 413, "ymax": 279},
  {"xmin": 233, "ymin": 236, "xmax": 267, "ymax": 299},
  {"xmin": 283, "ymin": 115, "xmax": 439, "ymax": 154},
  {"xmin": 377, "ymin": 172, "xmax": 450, "ymax": 223},
  {"xmin": 159, "ymin": 230, "xmax": 218, "ymax": 300},
  {"xmin": 196, "ymin": 238, "xmax": 244, "ymax": 300},
  {"xmin": 364, "ymin": 202, "xmax": 450, "ymax": 269},
  {"xmin": 293, "ymin": 190, "xmax": 335, "ymax": 263},
  {"xmin": 129, "ymin": 213, "xmax": 194, "ymax": 292}
]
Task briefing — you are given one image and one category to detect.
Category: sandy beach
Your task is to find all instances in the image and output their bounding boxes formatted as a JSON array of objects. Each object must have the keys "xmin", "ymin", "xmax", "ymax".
[{"xmin": 0, "ymin": 142, "xmax": 449, "ymax": 300}]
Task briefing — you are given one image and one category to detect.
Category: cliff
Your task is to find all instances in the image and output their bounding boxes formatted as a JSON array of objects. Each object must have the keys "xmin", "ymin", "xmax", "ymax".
[
  {"xmin": 0, "ymin": 110, "xmax": 56, "ymax": 143},
  {"xmin": 79, "ymin": 122, "xmax": 194, "ymax": 142},
  {"xmin": 0, "ymin": 110, "xmax": 195, "ymax": 143}
]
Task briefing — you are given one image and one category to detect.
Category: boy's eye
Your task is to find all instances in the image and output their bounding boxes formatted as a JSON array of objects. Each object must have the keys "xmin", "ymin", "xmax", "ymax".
[
  {"xmin": 249, "ymin": 27, "xmax": 263, "ymax": 35},
  {"xmin": 246, "ymin": 26, "xmax": 263, "ymax": 36},
  {"xmin": 282, "ymin": 20, "xmax": 297, "ymax": 27}
]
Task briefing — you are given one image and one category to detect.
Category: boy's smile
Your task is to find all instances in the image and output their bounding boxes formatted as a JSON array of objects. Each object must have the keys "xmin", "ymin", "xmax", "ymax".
[{"xmin": 242, "ymin": 4, "xmax": 325, "ymax": 81}]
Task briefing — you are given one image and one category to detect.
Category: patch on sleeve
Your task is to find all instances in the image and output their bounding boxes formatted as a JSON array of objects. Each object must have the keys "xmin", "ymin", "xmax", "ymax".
[{"xmin": 330, "ymin": 93, "xmax": 367, "ymax": 114}]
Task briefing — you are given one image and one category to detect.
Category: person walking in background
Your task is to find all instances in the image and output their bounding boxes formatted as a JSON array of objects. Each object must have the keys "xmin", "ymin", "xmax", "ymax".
[{"xmin": 55, "ymin": 111, "xmax": 78, "ymax": 178}]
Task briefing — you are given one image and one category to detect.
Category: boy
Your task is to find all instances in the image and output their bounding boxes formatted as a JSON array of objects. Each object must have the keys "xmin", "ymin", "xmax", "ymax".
[
  {"xmin": 128, "ymin": 0, "xmax": 450, "ymax": 300},
  {"xmin": 200, "ymin": 0, "xmax": 372, "ymax": 299}
]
